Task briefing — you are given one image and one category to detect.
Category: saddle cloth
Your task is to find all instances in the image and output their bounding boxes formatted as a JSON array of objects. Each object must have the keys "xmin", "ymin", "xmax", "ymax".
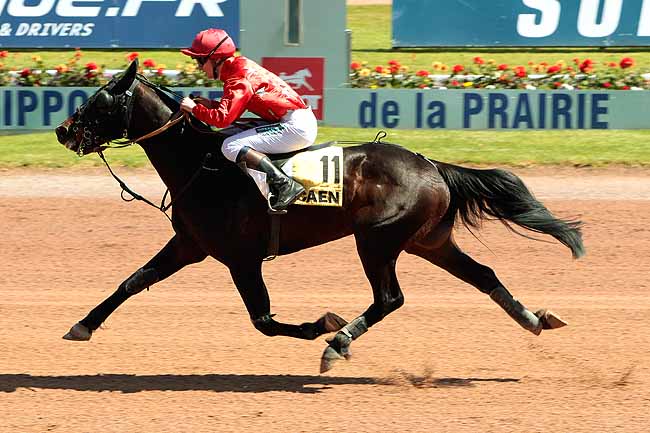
[
  {"xmin": 281, "ymin": 146, "xmax": 344, "ymax": 207},
  {"xmin": 243, "ymin": 144, "xmax": 343, "ymax": 208}
]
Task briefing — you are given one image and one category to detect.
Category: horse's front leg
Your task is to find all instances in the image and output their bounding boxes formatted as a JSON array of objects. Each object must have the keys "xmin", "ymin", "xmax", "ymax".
[
  {"xmin": 320, "ymin": 236, "xmax": 405, "ymax": 373},
  {"xmin": 63, "ymin": 234, "xmax": 207, "ymax": 341},
  {"xmin": 229, "ymin": 263, "xmax": 347, "ymax": 340}
]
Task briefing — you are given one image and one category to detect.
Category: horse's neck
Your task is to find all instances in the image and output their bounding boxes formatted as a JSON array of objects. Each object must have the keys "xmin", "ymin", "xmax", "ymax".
[{"xmin": 129, "ymin": 92, "xmax": 199, "ymax": 194}]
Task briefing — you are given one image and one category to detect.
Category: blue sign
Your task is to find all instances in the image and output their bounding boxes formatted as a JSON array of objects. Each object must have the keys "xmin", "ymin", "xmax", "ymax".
[
  {"xmin": 325, "ymin": 89, "xmax": 650, "ymax": 130},
  {"xmin": 0, "ymin": 87, "xmax": 223, "ymax": 129},
  {"xmin": 393, "ymin": 0, "xmax": 650, "ymax": 47},
  {"xmin": 0, "ymin": 0, "xmax": 239, "ymax": 48}
]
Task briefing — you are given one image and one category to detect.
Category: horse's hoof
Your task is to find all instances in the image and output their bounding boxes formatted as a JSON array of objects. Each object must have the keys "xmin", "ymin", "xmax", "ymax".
[
  {"xmin": 320, "ymin": 346, "xmax": 345, "ymax": 373},
  {"xmin": 62, "ymin": 323, "xmax": 92, "ymax": 341},
  {"xmin": 535, "ymin": 309, "xmax": 568, "ymax": 330},
  {"xmin": 319, "ymin": 312, "xmax": 348, "ymax": 333}
]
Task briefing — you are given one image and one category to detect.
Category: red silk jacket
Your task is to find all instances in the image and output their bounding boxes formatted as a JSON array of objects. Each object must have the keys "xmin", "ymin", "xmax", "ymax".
[{"xmin": 191, "ymin": 56, "xmax": 307, "ymax": 128}]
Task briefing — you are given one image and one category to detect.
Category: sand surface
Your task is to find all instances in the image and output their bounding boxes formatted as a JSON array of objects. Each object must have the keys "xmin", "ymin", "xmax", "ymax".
[{"xmin": 1, "ymin": 167, "xmax": 649, "ymax": 432}]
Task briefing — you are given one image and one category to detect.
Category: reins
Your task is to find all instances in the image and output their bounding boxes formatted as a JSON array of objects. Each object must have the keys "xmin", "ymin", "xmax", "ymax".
[
  {"xmin": 98, "ymin": 150, "xmax": 215, "ymax": 223},
  {"xmin": 131, "ymin": 110, "xmax": 187, "ymax": 143}
]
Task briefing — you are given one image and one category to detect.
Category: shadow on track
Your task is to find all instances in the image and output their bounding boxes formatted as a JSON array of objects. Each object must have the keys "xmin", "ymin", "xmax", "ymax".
[
  {"xmin": 0, "ymin": 373, "xmax": 520, "ymax": 394},
  {"xmin": 0, "ymin": 373, "xmax": 378, "ymax": 394}
]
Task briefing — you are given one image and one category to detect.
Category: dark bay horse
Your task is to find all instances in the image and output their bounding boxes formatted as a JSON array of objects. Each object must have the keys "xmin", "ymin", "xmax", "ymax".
[{"xmin": 55, "ymin": 60, "xmax": 585, "ymax": 372}]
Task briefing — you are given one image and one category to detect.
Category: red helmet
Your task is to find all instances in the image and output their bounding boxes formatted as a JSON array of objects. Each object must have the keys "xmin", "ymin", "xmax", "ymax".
[{"xmin": 181, "ymin": 28, "xmax": 236, "ymax": 60}]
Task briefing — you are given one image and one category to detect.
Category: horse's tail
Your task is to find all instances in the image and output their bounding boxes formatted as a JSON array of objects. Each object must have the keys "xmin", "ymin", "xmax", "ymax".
[{"xmin": 434, "ymin": 161, "xmax": 585, "ymax": 259}]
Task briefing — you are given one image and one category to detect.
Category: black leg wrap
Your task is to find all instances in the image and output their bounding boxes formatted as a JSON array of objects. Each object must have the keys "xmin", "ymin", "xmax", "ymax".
[
  {"xmin": 251, "ymin": 314, "xmax": 280, "ymax": 337},
  {"xmin": 121, "ymin": 268, "xmax": 160, "ymax": 295},
  {"xmin": 328, "ymin": 316, "xmax": 368, "ymax": 356}
]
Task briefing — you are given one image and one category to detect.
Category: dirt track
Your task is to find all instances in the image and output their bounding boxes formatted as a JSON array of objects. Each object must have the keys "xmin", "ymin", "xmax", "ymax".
[{"xmin": 1, "ymin": 167, "xmax": 649, "ymax": 432}]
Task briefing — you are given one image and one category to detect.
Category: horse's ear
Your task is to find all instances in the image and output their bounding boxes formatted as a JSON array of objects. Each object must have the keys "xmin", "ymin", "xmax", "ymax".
[{"xmin": 111, "ymin": 58, "xmax": 139, "ymax": 94}]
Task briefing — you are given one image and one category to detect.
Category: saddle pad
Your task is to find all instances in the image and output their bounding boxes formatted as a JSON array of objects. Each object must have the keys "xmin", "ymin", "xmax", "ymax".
[{"xmin": 281, "ymin": 146, "xmax": 343, "ymax": 207}]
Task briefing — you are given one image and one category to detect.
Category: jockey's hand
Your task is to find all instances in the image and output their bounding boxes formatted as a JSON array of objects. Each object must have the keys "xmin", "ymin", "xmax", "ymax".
[
  {"xmin": 180, "ymin": 97, "xmax": 196, "ymax": 113},
  {"xmin": 192, "ymin": 96, "xmax": 213, "ymax": 108}
]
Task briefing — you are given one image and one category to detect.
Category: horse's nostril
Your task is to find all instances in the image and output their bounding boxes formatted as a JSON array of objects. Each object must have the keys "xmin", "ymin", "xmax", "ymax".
[{"xmin": 55, "ymin": 126, "xmax": 68, "ymax": 143}]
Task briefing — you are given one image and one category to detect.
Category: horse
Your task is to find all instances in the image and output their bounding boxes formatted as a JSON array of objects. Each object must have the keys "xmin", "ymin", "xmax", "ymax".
[{"xmin": 55, "ymin": 60, "xmax": 584, "ymax": 373}]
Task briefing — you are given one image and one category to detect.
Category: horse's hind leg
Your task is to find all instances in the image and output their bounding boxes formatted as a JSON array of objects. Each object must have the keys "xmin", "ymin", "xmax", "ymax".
[
  {"xmin": 406, "ymin": 235, "xmax": 567, "ymax": 336},
  {"xmin": 229, "ymin": 262, "xmax": 348, "ymax": 340},
  {"xmin": 62, "ymin": 234, "xmax": 208, "ymax": 341}
]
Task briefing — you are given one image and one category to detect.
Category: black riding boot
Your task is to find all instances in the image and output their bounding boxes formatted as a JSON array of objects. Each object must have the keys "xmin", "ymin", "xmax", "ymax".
[{"xmin": 237, "ymin": 147, "xmax": 305, "ymax": 211}]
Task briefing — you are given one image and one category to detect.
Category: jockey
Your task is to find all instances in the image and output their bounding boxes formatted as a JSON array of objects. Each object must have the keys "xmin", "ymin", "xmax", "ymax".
[{"xmin": 180, "ymin": 28, "xmax": 316, "ymax": 211}]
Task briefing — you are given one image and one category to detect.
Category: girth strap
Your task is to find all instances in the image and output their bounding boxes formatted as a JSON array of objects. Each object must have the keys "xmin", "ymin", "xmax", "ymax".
[{"xmin": 264, "ymin": 213, "xmax": 282, "ymax": 261}]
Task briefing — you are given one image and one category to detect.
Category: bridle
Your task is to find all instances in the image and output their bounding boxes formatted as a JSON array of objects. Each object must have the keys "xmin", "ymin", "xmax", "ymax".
[{"xmin": 77, "ymin": 74, "xmax": 221, "ymax": 222}]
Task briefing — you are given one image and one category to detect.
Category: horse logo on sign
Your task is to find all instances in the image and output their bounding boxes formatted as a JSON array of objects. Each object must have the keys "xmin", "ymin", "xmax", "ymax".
[
  {"xmin": 262, "ymin": 57, "xmax": 325, "ymax": 120},
  {"xmin": 279, "ymin": 68, "xmax": 315, "ymax": 91}
]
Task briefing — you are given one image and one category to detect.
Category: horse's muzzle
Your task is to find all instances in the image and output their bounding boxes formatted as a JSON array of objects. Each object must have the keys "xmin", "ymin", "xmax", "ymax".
[{"xmin": 55, "ymin": 125, "xmax": 69, "ymax": 144}]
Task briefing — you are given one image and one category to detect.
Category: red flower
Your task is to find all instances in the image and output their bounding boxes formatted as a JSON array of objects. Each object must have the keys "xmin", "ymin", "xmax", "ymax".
[
  {"xmin": 547, "ymin": 65, "xmax": 561, "ymax": 74},
  {"xmin": 0, "ymin": 50, "xmax": 8, "ymax": 58},
  {"xmin": 85, "ymin": 71, "xmax": 96, "ymax": 79},
  {"xmin": 579, "ymin": 59, "xmax": 594, "ymax": 73},
  {"xmin": 497, "ymin": 64, "xmax": 508, "ymax": 71},
  {"xmin": 622, "ymin": 85, "xmax": 631, "ymax": 90},
  {"xmin": 554, "ymin": 82, "xmax": 562, "ymax": 88},
  {"xmin": 126, "ymin": 52, "xmax": 139, "ymax": 62},
  {"xmin": 143, "ymin": 58, "xmax": 156, "ymax": 68},
  {"xmin": 350, "ymin": 62, "xmax": 361, "ymax": 70},
  {"xmin": 602, "ymin": 82, "xmax": 612, "ymax": 88},
  {"xmin": 20, "ymin": 68, "xmax": 30, "ymax": 78},
  {"xmin": 85, "ymin": 62, "xmax": 98, "ymax": 71},
  {"xmin": 513, "ymin": 66, "xmax": 527, "ymax": 78},
  {"xmin": 452, "ymin": 64, "xmax": 464, "ymax": 73},
  {"xmin": 418, "ymin": 84, "xmax": 428, "ymax": 89},
  {"xmin": 374, "ymin": 65, "xmax": 384, "ymax": 73},
  {"xmin": 157, "ymin": 68, "xmax": 164, "ymax": 77},
  {"xmin": 416, "ymin": 69, "xmax": 430, "ymax": 77},
  {"xmin": 451, "ymin": 79, "xmax": 460, "ymax": 87},
  {"xmin": 388, "ymin": 59, "xmax": 400, "ymax": 66},
  {"xmin": 473, "ymin": 56, "xmax": 485, "ymax": 65},
  {"xmin": 620, "ymin": 57, "xmax": 634, "ymax": 69},
  {"xmin": 389, "ymin": 65, "xmax": 399, "ymax": 74}
]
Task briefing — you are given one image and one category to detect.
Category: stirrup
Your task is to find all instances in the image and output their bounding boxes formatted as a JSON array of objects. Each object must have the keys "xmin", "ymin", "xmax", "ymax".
[{"xmin": 266, "ymin": 194, "xmax": 288, "ymax": 215}]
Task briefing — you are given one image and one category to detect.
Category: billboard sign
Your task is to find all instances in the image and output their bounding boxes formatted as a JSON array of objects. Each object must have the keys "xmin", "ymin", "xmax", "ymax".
[
  {"xmin": 325, "ymin": 88, "xmax": 650, "ymax": 130},
  {"xmin": 0, "ymin": 0, "xmax": 239, "ymax": 48},
  {"xmin": 0, "ymin": 87, "xmax": 222, "ymax": 129},
  {"xmin": 262, "ymin": 57, "xmax": 325, "ymax": 120},
  {"xmin": 393, "ymin": 0, "xmax": 650, "ymax": 47}
]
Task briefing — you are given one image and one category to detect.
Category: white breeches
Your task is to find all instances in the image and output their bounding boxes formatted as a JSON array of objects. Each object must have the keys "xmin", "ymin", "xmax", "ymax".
[{"xmin": 221, "ymin": 107, "xmax": 318, "ymax": 162}]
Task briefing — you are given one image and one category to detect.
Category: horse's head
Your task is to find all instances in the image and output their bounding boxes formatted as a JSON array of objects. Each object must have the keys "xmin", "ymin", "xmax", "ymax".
[{"xmin": 56, "ymin": 59, "xmax": 140, "ymax": 155}]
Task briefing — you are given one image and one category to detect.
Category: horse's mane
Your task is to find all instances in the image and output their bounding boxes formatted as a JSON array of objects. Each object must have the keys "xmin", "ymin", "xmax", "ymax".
[{"xmin": 136, "ymin": 76, "xmax": 217, "ymax": 137}]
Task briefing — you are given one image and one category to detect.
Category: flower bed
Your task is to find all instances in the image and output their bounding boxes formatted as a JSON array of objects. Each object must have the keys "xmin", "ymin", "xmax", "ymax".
[
  {"xmin": 349, "ymin": 57, "xmax": 650, "ymax": 90},
  {"xmin": 0, "ymin": 49, "xmax": 220, "ymax": 87}
]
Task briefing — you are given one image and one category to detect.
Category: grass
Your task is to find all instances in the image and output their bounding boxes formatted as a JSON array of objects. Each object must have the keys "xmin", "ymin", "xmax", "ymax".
[
  {"xmin": 3, "ymin": 128, "xmax": 650, "ymax": 169},
  {"xmin": 2, "ymin": 4, "xmax": 650, "ymax": 169}
]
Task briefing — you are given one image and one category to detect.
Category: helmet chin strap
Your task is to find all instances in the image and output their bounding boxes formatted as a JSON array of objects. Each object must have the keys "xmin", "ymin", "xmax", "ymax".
[{"xmin": 212, "ymin": 57, "xmax": 228, "ymax": 79}]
